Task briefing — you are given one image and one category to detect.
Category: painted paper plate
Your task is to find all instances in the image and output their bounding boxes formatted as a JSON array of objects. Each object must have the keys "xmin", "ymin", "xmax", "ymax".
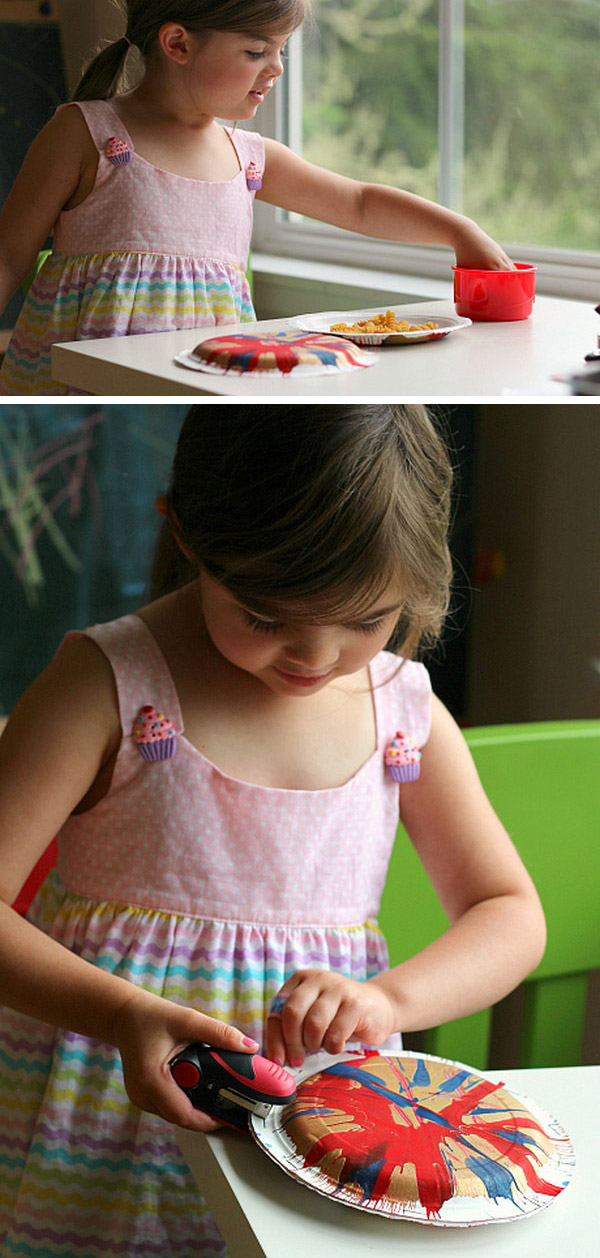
[
  {"xmin": 287, "ymin": 309, "xmax": 471, "ymax": 346},
  {"xmin": 250, "ymin": 1051, "xmax": 574, "ymax": 1227},
  {"xmin": 174, "ymin": 331, "xmax": 377, "ymax": 376}
]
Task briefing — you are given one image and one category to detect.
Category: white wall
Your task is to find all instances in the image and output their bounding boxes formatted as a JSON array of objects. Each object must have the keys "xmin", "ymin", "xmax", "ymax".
[
  {"xmin": 467, "ymin": 406, "xmax": 600, "ymax": 723},
  {"xmin": 59, "ymin": 0, "xmax": 124, "ymax": 94}
]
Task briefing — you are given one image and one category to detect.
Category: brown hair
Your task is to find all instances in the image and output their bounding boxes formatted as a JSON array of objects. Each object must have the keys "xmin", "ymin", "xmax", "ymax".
[
  {"xmin": 150, "ymin": 404, "xmax": 453, "ymax": 658},
  {"xmin": 73, "ymin": 0, "xmax": 308, "ymax": 101}
]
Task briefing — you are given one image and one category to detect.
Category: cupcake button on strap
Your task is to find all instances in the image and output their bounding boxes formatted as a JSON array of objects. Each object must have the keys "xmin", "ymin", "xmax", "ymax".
[
  {"xmin": 133, "ymin": 704, "xmax": 177, "ymax": 761},
  {"xmin": 104, "ymin": 136, "xmax": 132, "ymax": 166},
  {"xmin": 384, "ymin": 730, "xmax": 422, "ymax": 782},
  {"xmin": 245, "ymin": 161, "xmax": 262, "ymax": 190}
]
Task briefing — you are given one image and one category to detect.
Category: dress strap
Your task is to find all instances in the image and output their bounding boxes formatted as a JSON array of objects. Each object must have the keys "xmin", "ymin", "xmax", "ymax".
[
  {"xmin": 61, "ymin": 615, "xmax": 183, "ymax": 742},
  {"xmin": 227, "ymin": 127, "xmax": 265, "ymax": 185},
  {"xmin": 56, "ymin": 100, "xmax": 136, "ymax": 157},
  {"xmin": 369, "ymin": 651, "xmax": 432, "ymax": 750}
]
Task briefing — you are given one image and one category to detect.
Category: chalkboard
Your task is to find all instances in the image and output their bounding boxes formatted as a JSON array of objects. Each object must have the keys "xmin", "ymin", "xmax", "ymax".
[
  {"xmin": 0, "ymin": 405, "xmax": 188, "ymax": 709},
  {"xmin": 0, "ymin": 17, "xmax": 66, "ymax": 327},
  {"xmin": 0, "ymin": 404, "xmax": 477, "ymax": 720}
]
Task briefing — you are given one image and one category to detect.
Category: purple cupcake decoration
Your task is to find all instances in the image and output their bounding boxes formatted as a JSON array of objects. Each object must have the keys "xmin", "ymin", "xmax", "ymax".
[
  {"xmin": 384, "ymin": 730, "xmax": 422, "ymax": 782},
  {"xmin": 133, "ymin": 705, "xmax": 177, "ymax": 761},
  {"xmin": 245, "ymin": 161, "xmax": 262, "ymax": 191},
  {"xmin": 105, "ymin": 136, "xmax": 132, "ymax": 166}
]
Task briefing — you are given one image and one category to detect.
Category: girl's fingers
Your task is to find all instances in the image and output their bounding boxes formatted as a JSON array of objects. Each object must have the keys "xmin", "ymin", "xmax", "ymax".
[
  {"xmin": 266, "ymin": 976, "xmax": 316, "ymax": 1066},
  {"xmin": 196, "ymin": 1014, "xmax": 259, "ymax": 1052},
  {"xmin": 265, "ymin": 1013, "xmax": 287, "ymax": 1066},
  {"xmin": 265, "ymin": 975, "xmax": 306, "ymax": 1063},
  {"xmin": 170, "ymin": 1008, "xmax": 259, "ymax": 1056},
  {"xmin": 161, "ymin": 1012, "xmax": 260, "ymax": 1125},
  {"xmin": 321, "ymin": 997, "xmax": 363, "ymax": 1054},
  {"xmin": 149, "ymin": 1069, "xmax": 225, "ymax": 1132},
  {"xmin": 118, "ymin": 998, "xmax": 260, "ymax": 1129},
  {"xmin": 268, "ymin": 975, "xmax": 345, "ymax": 1064},
  {"xmin": 301, "ymin": 990, "xmax": 345, "ymax": 1053}
]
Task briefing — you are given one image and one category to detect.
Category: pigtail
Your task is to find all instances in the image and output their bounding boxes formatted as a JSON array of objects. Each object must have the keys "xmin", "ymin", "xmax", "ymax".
[{"xmin": 72, "ymin": 37, "xmax": 132, "ymax": 102}]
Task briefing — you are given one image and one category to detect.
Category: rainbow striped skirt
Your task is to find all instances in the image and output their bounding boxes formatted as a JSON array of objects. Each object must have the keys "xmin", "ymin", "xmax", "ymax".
[
  {"xmin": 0, "ymin": 871, "xmax": 396, "ymax": 1255},
  {"xmin": 0, "ymin": 252, "xmax": 255, "ymax": 396}
]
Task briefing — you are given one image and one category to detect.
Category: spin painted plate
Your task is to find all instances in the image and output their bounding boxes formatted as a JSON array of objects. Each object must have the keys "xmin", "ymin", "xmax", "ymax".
[
  {"xmin": 287, "ymin": 309, "xmax": 471, "ymax": 346},
  {"xmin": 249, "ymin": 1051, "xmax": 574, "ymax": 1227},
  {"xmin": 174, "ymin": 331, "xmax": 377, "ymax": 376}
]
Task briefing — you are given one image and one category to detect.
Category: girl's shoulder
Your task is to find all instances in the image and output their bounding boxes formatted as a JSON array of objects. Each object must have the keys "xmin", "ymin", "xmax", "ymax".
[
  {"xmin": 27, "ymin": 101, "xmax": 98, "ymax": 164},
  {"xmin": 0, "ymin": 629, "xmax": 122, "ymax": 799}
]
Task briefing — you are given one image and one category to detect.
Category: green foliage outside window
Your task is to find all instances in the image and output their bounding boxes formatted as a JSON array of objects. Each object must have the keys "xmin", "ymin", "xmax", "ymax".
[{"xmin": 301, "ymin": 0, "xmax": 599, "ymax": 251}]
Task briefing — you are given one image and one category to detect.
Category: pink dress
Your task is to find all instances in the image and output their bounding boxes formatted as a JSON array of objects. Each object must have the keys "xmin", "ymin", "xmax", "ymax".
[
  {"xmin": 0, "ymin": 100, "xmax": 263, "ymax": 395},
  {"xmin": 0, "ymin": 614, "xmax": 432, "ymax": 1256}
]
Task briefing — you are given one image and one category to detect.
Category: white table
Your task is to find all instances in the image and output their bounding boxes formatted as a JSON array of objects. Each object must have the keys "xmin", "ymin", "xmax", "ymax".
[
  {"xmin": 51, "ymin": 296, "xmax": 597, "ymax": 398},
  {"xmin": 177, "ymin": 1065, "xmax": 597, "ymax": 1258}
]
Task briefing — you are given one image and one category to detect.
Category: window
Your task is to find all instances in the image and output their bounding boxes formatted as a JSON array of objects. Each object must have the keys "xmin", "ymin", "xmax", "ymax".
[{"xmin": 253, "ymin": 0, "xmax": 600, "ymax": 297}]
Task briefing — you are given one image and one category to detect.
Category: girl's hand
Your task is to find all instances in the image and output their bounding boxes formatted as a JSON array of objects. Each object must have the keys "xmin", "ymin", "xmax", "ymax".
[
  {"xmin": 265, "ymin": 970, "xmax": 397, "ymax": 1067},
  {"xmin": 111, "ymin": 986, "xmax": 259, "ymax": 1132},
  {"xmin": 452, "ymin": 218, "xmax": 515, "ymax": 270}
]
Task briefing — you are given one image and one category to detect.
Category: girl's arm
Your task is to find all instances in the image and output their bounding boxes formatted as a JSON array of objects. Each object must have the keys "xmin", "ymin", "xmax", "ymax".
[
  {"xmin": 0, "ymin": 639, "xmax": 257, "ymax": 1129},
  {"xmin": 266, "ymin": 695, "xmax": 546, "ymax": 1066},
  {"xmin": 0, "ymin": 107, "xmax": 97, "ymax": 316},
  {"xmin": 258, "ymin": 138, "xmax": 513, "ymax": 270}
]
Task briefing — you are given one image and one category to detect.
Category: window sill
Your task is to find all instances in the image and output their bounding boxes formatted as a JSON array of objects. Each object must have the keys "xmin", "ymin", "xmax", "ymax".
[{"xmin": 251, "ymin": 252, "xmax": 453, "ymax": 322}]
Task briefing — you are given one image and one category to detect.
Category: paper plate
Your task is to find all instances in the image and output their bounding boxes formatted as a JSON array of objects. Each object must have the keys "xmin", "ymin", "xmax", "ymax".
[
  {"xmin": 287, "ymin": 309, "xmax": 471, "ymax": 346},
  {"xmin": 250, "ymin": 1051, "xmax": 574, "ymax": 1227},
  {"xmin": 174, "ymin": 331, "xmax": 377, "ymax": 377}
]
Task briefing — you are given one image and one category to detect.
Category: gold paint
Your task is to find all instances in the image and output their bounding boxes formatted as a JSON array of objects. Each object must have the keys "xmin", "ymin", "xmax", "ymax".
[
  {"xmin": 390, "ymin": 1101, "xmax": 419, "ymax": 1129},
  {"xmin": 319, "ymin": 1150, "xmax": 345, "ymax": 1183},
  {"xmin": 388, "ymin": 1163, "xmax": 420, "ymax": 1203}
]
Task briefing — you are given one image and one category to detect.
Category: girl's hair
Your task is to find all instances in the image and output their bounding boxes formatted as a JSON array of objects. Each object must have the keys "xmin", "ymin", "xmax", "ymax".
[
  {"xmin": 73, "ymin": 1, "xmax": 308, "ymax": 101},
  {"xmin": 151, "ymin": 404, "xmax": 453, "ymax": 658}
]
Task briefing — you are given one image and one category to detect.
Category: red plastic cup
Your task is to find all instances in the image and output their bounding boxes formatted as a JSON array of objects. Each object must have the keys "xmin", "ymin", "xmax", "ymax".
[{"xmin": 452, "ymin": 262, "xmax": 537, "ymax": 321}]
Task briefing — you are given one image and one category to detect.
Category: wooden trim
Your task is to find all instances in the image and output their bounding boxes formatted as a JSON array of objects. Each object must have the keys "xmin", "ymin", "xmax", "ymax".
[{"xmin": 0, "ymin": 2, "xmax": 59, "ymax": 22}]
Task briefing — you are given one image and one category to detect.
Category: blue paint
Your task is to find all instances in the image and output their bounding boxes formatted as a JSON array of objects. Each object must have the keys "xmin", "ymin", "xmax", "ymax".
[
  {"xmin": 324, "ymin": 1063, "xmax": 456, "ymax": 1130},
  {"xmin": 313, "ymin": 348, "xmax": 339, "ymax": 366},
  {"xmin": 437, "ymin": 1069, "xmax": 472, "ymax": 1092},
  {"xmin": 339, "ymin": 1157, "xmax": 386, "ymax": 1204},
  {"xmin": 471, "ymin": 1105, "xmax": 516, "ymax": 1115},
  {"xmin": 465, "ymin": 1154, "xmax": 520, "ymax": 1205},
  {"xmin": 489, "ymin": 1129, "xmax": 542, "ymax": 1151},
  {"xmin": 411, "ymin": 1059, "xmax": 431, "ymax": 1087}
]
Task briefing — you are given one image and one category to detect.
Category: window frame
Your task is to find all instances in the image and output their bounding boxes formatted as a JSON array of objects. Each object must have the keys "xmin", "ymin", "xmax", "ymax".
[{"xmin": 252, "ymin": 3, "xmax": 599, "ymax": 301}]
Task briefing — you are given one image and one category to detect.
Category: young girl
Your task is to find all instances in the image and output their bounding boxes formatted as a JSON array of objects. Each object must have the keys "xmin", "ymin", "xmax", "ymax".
[
  {"xmin": 0, "ymin": 404, "xmax": 545, "ymax": 1255},
  {"xmin": 0, "ymin": 0, "xmax": 514, "ymax": 395}
]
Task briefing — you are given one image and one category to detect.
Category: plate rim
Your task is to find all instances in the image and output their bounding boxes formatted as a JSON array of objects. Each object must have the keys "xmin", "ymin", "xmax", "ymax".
[{"xmin": 286, "ymin": 309, "xmax": 471, "ymax": 346}]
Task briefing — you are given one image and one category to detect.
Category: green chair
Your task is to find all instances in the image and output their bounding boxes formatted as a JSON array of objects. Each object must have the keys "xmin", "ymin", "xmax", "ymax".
[
  {"xmin": 379, "ymin": 720, "xmax": 600, "ymax": 1069},
  {"xmin": 21, "ymin": 249, "xmax": 52, "ymax": 297}
]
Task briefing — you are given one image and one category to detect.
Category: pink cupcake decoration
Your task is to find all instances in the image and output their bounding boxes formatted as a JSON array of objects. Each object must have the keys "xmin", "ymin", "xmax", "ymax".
[
  {"xmin": 133, "ymin": 704, "xmax": 177, "ymax": 761},
  {"xmin": 245, "ymin": 161, "xmax": 262, "ymax": 190},
  {"xmin": 104, "ymin": 136, "xmax": 132, "ymax": 166},
  {"xmin": 384, "ymin": 730, "xmax": 422, "ymax": 782}
]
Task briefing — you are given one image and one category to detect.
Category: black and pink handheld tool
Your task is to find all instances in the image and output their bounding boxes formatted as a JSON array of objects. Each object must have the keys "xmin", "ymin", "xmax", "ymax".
[{"xmin": 170, "ymin": 1043, "xmax": 297, "ymax": 1130}]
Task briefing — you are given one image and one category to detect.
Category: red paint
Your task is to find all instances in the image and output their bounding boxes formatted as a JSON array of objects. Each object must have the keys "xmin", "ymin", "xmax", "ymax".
[
  {"xmin": 286, "ymin": 1060, "xmax": 564, "ymax": 1219},
  {"xmin": 194, "ymin": 332, "xmax": 371, "ymax": 374}
]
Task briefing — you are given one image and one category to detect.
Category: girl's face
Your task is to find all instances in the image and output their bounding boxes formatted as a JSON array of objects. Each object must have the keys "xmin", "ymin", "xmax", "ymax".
[
  {"xmin": 185, "ymin": 28, "xmax": 290, "ymax": 120},
  {"xmin": 198, "ymin": 571, "xmax": 403, "ymax": 697}
]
